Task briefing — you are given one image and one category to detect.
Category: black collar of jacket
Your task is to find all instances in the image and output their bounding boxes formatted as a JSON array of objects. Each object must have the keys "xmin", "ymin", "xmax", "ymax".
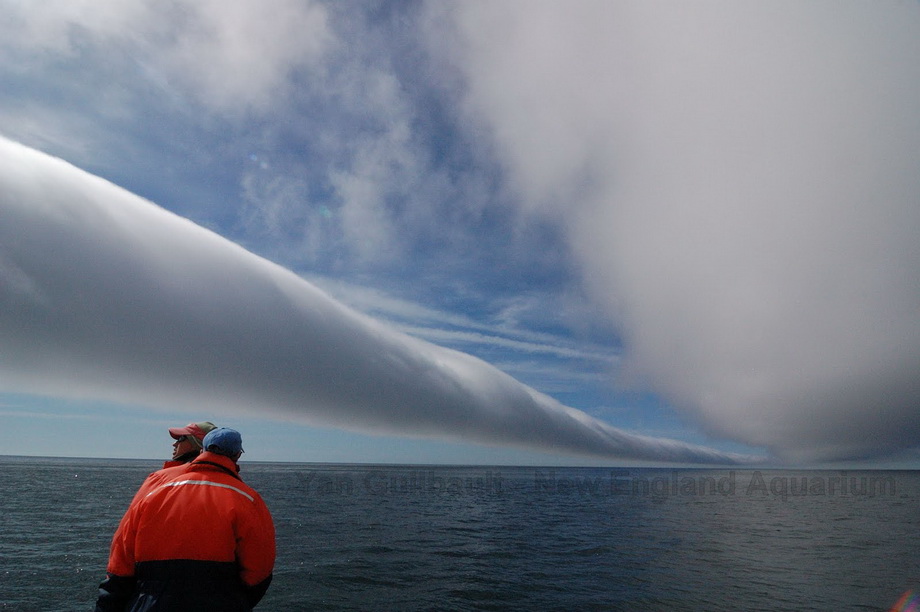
[{"xmin": 187, "ymin": 452, "xmax": 242, "ymax": 480}]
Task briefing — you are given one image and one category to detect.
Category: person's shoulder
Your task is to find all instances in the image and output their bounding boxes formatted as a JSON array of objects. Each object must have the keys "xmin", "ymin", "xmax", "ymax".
[
  {"xmin": 143, "ymin": 462, "xmax": 187, "ymax": 484},
  {"xmin": 221, "ymin": 472, "xmax": 267, "ymax": 504},
  {"xmin": 243, "ymin": 486, "xmax": 273, "ymax": 519},
  {"xmin": 130, "ymin": 462, "xmax": 186, "ymax": 501},
  {"xmin": 156, "ymin": 462, "xmax": 189, "ymax": 475}
]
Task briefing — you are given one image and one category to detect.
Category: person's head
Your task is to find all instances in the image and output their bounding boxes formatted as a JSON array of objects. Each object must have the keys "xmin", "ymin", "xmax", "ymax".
[
  {"xmin": 168, "ymin": 421, "xmax": 217, "ymax": 461},
  {"xmin": 202, "ymin": 427, "xmax": 245, "ymax": 462}
]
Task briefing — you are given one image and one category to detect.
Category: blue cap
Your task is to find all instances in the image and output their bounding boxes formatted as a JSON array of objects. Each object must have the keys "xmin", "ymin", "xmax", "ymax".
[{"xmin": 202, "ymin": 427, "xmax": 244, "ymax": 457}]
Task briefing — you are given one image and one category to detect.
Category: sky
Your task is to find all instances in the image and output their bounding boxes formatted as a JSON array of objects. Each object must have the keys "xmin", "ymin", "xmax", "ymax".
[{"xmin": 0, "ymin": 1, "xmax": 918, "ymax": 466}]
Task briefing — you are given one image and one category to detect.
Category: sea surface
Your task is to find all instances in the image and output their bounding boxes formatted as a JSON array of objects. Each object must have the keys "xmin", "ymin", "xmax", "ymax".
[{"xmin": 0, "ymin": 456, "xmax": 918, "ymax": 611}]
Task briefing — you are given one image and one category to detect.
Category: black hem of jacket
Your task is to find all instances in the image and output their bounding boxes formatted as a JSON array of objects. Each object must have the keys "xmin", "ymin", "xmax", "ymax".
[{"xmin": 94, "ymin": 560, "xmax": 272, "ymax": 611}]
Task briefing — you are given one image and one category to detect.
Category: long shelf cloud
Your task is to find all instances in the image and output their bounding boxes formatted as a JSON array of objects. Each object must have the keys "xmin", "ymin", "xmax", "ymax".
[{"xmin": 0, "ymin": 136, "xmax": 752, "ymax": 465}]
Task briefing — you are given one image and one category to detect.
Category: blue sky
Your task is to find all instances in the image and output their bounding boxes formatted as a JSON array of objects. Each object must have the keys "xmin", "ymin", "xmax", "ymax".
[{"xmin": 1, "ymin": 2, "xmax": 919, "ymax": 466}]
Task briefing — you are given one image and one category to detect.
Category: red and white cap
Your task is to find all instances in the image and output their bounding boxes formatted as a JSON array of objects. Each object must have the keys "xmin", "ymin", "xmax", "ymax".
[{"xmin": 168, "ymin": 421, "xmax": 217, "ymax": 444}]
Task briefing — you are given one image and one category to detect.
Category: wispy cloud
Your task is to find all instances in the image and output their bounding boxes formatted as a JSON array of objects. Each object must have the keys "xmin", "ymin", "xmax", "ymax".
[
  {"xmin": 0, "ymin": 136, "xmax": 753, "ymax": 464},
  {"xmin": 308, "ymin": 276, "xmax": 617, "ymax": 363},
  {"xmin": 0, "ymin": 0, "xmax": 331, "ymax": 115}
]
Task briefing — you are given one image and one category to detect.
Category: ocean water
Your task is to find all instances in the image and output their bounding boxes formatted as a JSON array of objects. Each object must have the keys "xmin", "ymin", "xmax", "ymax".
[{"xmin": 0, "ymin": 457, "xmax": 917, "ymax": 611}]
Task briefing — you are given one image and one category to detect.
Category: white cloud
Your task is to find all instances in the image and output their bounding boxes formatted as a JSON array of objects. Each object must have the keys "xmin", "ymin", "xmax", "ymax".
[
  {"xmin": 157, "ymin": 0, "xmax": 331, "ymax": 114},
  {"xmin": 0, "ymin": 0, "xmax": 332, "ymax": 115},
  {"xmin": 0, "ymin": 136, "xmax": 752, "ymax": 464},
  {"xmin": 0, "ymin": 0, "xmax": 152, "ymax": 55},
  {"xmin": 308, "ymin": 276, "xmax": 616, "ymax": 363},
  {"xmin": 6, "ymin": 2, "xmax": 916, "ymax": 465},
  {"xmin": 395, "ymin": 324, "xmax": 612, "ymax": 364},
  {"xmin": 440, "ymin": 1, "xmax": 920, "ymax": 462}
]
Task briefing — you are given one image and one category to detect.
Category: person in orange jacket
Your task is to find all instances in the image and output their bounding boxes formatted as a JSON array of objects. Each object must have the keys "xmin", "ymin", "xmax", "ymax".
[
  {"xmin": 165, "ymin": 421, "xmax": 217, "ymax": 467},
  {"xmin": 95, "ymin": 428, "xmax": 276, "ymax": 612}
]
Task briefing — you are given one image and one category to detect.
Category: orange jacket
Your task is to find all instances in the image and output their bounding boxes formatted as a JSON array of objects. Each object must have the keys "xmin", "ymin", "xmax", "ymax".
[{"xmin": 97, "ymin": 452, "xmax": 275, "ymax": 611}]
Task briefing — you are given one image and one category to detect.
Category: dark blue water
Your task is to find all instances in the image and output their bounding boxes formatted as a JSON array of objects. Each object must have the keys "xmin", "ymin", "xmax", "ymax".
[{"xmin": 0, "ymin": 456, "xmax": 917, "ymax": 611}]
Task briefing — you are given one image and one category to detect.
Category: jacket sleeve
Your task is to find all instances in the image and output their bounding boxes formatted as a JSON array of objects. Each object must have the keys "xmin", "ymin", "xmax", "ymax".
[
  {"xmin": 95, "ymin": 473, "xmax": 155, "ymax": 610},
  {"xmin": 94, "ymin": 573, "xmax": 136, "ymax": 612},
  {"xmin": 243, "ymin": 573, "xmax": 273, "ymax": 609},
  {"xmin": 236, "ymin": 493, "xmax": 276, "ymax": 607},
  {"xmin": 106, "ymin": 501, "xmax": 140, "ymax": 577}
]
